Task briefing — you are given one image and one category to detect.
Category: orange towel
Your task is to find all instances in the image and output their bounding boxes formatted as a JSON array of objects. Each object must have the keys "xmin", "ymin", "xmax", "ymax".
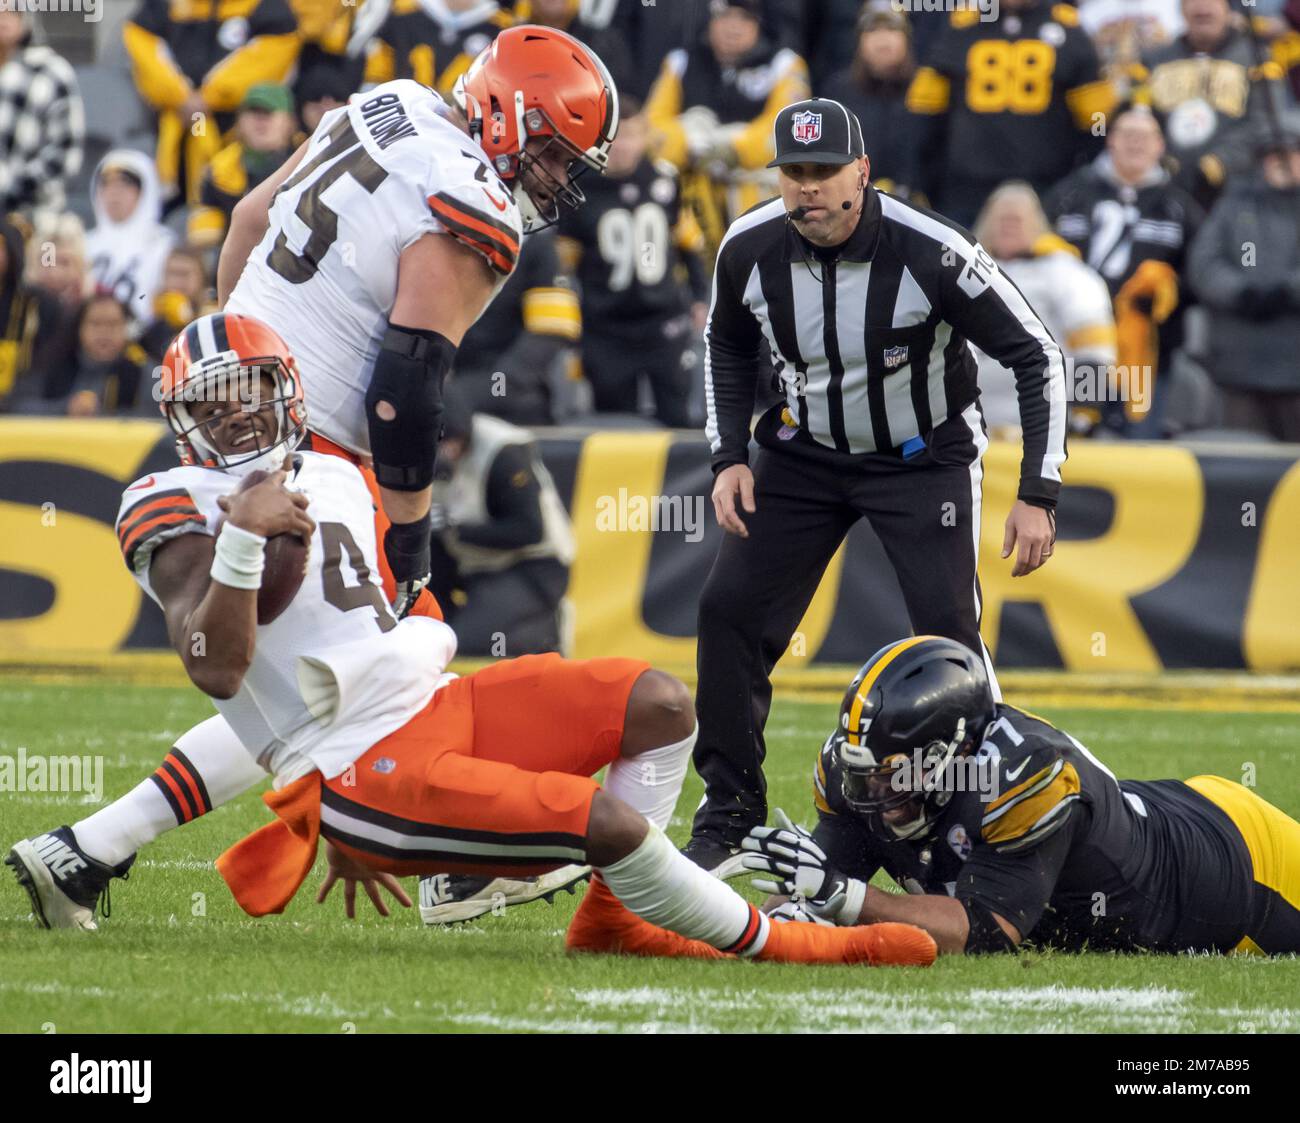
[{"xmin": 216, "ymin": 772, "xmax": 323, "ymax": 917}]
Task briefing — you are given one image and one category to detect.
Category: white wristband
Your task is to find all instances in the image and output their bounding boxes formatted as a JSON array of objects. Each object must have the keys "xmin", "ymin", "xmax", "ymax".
[
  {"xmin": 835, "ymin": 878, "xmax": 868, "ymax": 926},
  {"xmin": 210, "ymin": 522, "xmax": 267, "ymax": 590}
]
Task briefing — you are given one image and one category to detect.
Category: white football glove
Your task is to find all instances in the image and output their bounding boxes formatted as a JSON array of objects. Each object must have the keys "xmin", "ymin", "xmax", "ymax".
[
  {"xmin": 741, "ymin": 808, "xmax": 867, "ymax": 926},
  {"xmin": 767, "ymin": 898, "xmax": 834, "ymax": 926}
]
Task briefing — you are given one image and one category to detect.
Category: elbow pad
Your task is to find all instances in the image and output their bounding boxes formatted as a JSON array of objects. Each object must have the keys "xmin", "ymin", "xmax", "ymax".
[
  {"xmin": 365, "ymin": 323, "xmax": 458, "ymax": 491},
  {"xmin": 961, "ymin": 898, "xmax": 1019, "ymax": 954}
]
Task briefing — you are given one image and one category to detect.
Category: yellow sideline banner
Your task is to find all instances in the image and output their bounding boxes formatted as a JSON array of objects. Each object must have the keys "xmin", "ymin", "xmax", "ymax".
[{"xmin": 1, "ymin": 419, "xmax": 1298, "ymax": 671}]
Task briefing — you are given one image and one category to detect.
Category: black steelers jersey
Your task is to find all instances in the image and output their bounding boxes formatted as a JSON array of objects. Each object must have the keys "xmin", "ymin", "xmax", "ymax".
[
  {"xmin": 812, "ymin": 703, "xmax": 1255, "ymax": 953},
  {"xmin": 906, "ymin": 4, "xmax": 1115, "ymax": 204},
  {"xmin": 556, "ymin": 157, "xmax": 707, "ymax": 332},
  {"xmin": 365, "ymin": 0, "xmax": 513, "ymax": 98}
]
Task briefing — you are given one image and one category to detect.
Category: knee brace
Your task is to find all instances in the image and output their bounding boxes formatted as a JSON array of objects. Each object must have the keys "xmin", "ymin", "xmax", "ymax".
[{"xmin": 365, "ymin": 323, "xmax": 458, "ymax": 491}]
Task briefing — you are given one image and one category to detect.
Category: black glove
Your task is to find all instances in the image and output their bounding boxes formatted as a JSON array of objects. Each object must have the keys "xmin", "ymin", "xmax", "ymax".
[{"xmin": 383, "ymin": 513, "xmax": 432, "ymax": 619}]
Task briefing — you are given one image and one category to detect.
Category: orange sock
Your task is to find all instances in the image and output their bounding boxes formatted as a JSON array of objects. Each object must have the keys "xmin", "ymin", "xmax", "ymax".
[
  {"xmin": 565, "ymin": 877, "xmax": 726, "ymax": 960},
  {"xmin": 757, "ymin": 917, "xmax": 937, "ymax": 966}
]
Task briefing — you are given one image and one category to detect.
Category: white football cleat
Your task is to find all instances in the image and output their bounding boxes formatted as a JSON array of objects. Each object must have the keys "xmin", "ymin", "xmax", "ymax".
[
  {"xmin": 5, "ymin": 827, "xmax": 134, "ymax": 930},
  {"xmin": 419, "ymin": 864, "xmax": 591, "ymax": 926}
]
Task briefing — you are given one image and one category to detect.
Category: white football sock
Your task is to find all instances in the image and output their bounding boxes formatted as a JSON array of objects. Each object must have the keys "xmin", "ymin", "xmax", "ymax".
[
  {"xmin": 73, "ymin": 716, "xmax": 265, "ymax": 866},
  {"xmin": 602, "ymin": 724, "xmax": 695, "ymax": 831},
  {"xmin": 596, "ymin": 823, "xmax": 769, "ymax": 956}
]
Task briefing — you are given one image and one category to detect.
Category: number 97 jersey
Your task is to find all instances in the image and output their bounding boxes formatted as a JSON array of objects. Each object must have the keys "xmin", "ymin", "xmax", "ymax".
[
  {"xmin": 116, "ymin": 452, "xmax": 415, "ymax": 773},
  {"xmin": 226, "ymin": 79, "xmax": 524, "ymax": 459}
]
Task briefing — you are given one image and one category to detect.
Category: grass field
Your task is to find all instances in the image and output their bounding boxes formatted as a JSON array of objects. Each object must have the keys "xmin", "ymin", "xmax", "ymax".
[{"xmin": 2, "ymin": 681, "xmax": 1299, "ymax": 1033}]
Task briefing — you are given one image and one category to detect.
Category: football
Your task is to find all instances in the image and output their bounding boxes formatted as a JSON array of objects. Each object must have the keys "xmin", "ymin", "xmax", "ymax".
[{"xmin": 219, "ymin": 468, "xmax": 309, "ymax": 625}]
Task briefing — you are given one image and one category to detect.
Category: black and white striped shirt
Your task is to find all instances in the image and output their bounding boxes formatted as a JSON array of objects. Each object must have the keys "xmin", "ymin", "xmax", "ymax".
[{"xmin": 704, "ymin": 186, "xmax": 1068, "ymax": 507}]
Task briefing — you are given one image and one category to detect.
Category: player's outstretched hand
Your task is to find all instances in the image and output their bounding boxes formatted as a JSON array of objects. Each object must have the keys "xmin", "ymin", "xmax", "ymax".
[
  {"xmin": 1001, "ymin": 499, "xmax": 1056, "ymax": 578},
  {"xmin": 712, "ymin": 463, "xmax": 756, "ymax": 538},
  {"xmin": 316, "ymin": 840, "xmax": 413, "ymax": 919},
  {"xmin": 742, "ymin": 808, "xmax": 865, "ymax": 925}
]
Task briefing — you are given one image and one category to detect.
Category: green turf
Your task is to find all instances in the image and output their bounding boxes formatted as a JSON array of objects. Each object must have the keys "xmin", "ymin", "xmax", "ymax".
[{"xmin": 2, "ymin": 683, "xmax": 1298, "ymax": 1033}]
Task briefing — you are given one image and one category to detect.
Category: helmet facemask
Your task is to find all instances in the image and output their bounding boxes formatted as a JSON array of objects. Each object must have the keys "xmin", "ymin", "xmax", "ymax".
[
  {"xmin": 500, "ymin": 98, "xmax": 593, "ymax": 232},
  {"xmin": 163, "ymin": 351, "xmax": 306, "ymax": 475},
  {"xmin": 839, "ymin": 718, "xmax": 969, "ymax": 842}
]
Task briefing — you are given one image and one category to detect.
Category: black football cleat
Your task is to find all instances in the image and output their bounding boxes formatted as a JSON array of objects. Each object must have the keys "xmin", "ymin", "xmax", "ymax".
[
  {"xmin": 5, "ymin": 827, "xmax": 135, "ymax": 931},
  {"xmin": 681, "ymin": 833, "xmax": 748, "ymax": 880}
]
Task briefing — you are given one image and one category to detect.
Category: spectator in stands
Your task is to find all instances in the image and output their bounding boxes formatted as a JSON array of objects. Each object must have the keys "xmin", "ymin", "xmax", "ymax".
[
  {"xmin": 291, "ymin": 0, "xmax": 369, "ymax": 110},
  {"xmin": 25, "ymin": 212, "xmax": 91, "ymax": 335},
  {"xmin": 141, "ymin": 245, "xmax": 216, "ymax": 360},
  {"xmin": 905, "ymin": 0, "xmax": 1116, "ymax": 227},
  {"xmin": 86, "ymin": 150, "xmax": 176, "ymax": 333},
  {"xmin": 819, "ymin": 2, "xmax": 920, "ymax": 199},
  {"xmin": 1076, "ymin": 0, "xmax": 1184, "ymax": 100},
  {"xmin": 1046, "ymin": 105, "xmax": 1201, "ymax": 435},
  {"xmin": 428, "ymin": 385, "xmax": 576, "ymax": 656},
  {"xmin": 556, "ymin": 100, "xmax": 709, "ymax": 427},
  {"xmin": 187, "ymin": 83, "xmax": 301, "ymax": 250},
  {"xmin": 0, "ymin": 216, "xmax": 40, "ymax": 410},
  {"xmin": 803, "ymin": 0, "xmax": 875, "ymax": 87},
  {"xmin": 18, "ymin": 294, "xmax": 150, "ymax": 418},
  {"xmin": 971, "ymin": 183, "xmax": 1117, "ymax": 438},
  {"xmin": 123, "ymin": 0, "xmax": 299, "ymax": 208},
  {"xmin": 1137, "ymin": 0, "xmax": 1292, "ymax": 207},
  {"xmin": 296, "ymin": 66, "xmax": 354, "ymax": 134},
  {"xmin": 522, "ymin": 0, "xmax": 637, "ymax": 101},
  {"xmin": 645, "ymin": 0, "xmax": 809, "ymax": 254},
  {"xmin": 366, "ymin": 0, "xmax": 514, "ymax": 96},
  {"xmin": 1188, "ymin": 114, "xmax": 1300, "ymax": 441},
  {"xmin": 0, "ymin": 10, "xmax": 84, "ymax": 224},
  {"xmin": 454, "ymin": 228, "xmax": 580, "ymax": 426}
]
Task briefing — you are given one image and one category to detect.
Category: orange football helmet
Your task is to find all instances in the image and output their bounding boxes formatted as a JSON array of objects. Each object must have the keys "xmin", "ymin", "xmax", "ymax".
[
  {"xmin": 159, "ymin": 312, "xmax": 308, "ymax": 471},
  {"xmin": 453, "ymin": 23, "xmax": 619, "ymax": 231}
]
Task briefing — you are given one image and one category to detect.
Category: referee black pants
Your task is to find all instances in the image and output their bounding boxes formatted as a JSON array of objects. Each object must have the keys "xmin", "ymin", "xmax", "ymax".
[{"xmin": 691, "ymin": 404, "xmax": 1000, "ymax": 842}]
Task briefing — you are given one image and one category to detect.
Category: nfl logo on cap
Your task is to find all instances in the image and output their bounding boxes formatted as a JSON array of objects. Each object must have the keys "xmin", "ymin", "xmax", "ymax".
[{"xmin": 792, "ymin": 110, "xmax": 822, "ymax": 145}]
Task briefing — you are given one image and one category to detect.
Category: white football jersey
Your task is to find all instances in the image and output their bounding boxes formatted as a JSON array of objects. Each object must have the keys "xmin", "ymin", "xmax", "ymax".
[
  {"xmin": 226, "ymin": 80, "xmax": 523, "ymax": 456},
  {"xmin": 115, "ymin": 451, "xmax": 457, "ymax": 781}
]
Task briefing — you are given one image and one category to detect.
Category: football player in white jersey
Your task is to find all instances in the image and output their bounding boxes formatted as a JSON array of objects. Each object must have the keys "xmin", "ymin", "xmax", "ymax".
[
  {"xmin": 219, "ymin": 24, "xmax": 618, "ymax": 623},
  {"xmin": 7, "ymin": 314, "xmax": 935, "ymax": 971},
  {"xmin": 6, "ymin": 27, "xmax": 620, "ymax": 929}
]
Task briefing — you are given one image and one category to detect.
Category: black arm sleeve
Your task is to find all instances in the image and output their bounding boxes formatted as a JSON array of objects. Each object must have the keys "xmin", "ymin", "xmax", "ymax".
[
  {"xmin": 703, "ymin": 245, "xmax": 765, "ymax": 476},
  {"xmin": 454, "ymin": 443, "xmax": 545, "ymax": 551},
  {"xmin": 956, "ymin": 804, "xmax": 1080, "ymax": 944}
]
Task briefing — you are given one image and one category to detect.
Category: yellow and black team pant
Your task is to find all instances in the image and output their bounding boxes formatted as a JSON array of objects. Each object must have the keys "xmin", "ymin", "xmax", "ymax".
[{"xmin": 1186, "ymin": 775, "xmax": 1300, "ymax": 955}]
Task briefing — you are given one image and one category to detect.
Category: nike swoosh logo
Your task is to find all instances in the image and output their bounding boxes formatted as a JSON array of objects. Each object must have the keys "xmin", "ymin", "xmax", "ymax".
[
  {"xmin": 1004, "ymin": 758, "xmax": 1031, "ymax": 782},
  {"xmin": 481, "ymin": 187, "xmax": 508, "ymax": 212},
  {"xmin": 127, "ymin": 475, "xmax": 155, "ymax": 490}
]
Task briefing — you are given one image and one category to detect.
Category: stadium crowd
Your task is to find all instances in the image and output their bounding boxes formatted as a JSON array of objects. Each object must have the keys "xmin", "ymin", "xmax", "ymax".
[{"xmin": 0, "ymin": 0, "xmax": 1297, "ymax": 441}]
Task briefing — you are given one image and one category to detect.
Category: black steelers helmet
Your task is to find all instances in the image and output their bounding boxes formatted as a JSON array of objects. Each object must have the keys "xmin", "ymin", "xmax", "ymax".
[{"xmin": 833, "ymin": 636, "xmax": 995, "ymax": 842}]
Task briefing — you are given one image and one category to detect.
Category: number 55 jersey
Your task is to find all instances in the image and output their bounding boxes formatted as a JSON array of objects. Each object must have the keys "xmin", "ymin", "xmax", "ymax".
[
  {"xmin": 115, "ymin": 451, "xmax": 458, "ymax": 785},
  {"xmin": 226, "ymin": 79, "xmax": 523, "ymax": 457}
]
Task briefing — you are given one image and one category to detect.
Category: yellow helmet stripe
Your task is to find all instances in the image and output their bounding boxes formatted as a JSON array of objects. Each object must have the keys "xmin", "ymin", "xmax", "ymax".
[{"xmin": 845, "ymin": 635, "xmax": 934, "ymax": 745}]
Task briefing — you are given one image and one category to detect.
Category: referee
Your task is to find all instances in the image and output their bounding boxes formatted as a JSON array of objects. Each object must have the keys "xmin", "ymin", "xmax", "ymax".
[{"xmin": 686, "ymin": 97, "xmax": 1067, "ymax": 875}]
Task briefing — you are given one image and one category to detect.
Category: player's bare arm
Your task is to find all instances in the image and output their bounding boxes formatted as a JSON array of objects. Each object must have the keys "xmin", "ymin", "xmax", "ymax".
[
  {"xmin": 148, "ymin": 469, "xmax": 313, "ymax": 699},
  {"xmin": 216, "ymin": 139, "xmax": 309, "ymax": 306},
  {"xmin": 854, "ymin": 885, "xmax": 1019, "ymax": 955}
]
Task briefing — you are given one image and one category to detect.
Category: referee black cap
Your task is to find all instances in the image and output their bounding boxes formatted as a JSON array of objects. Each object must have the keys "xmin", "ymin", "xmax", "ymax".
[{"xmin": 767, "ymin": 98, "xmax": 865, "ymax": 168}]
